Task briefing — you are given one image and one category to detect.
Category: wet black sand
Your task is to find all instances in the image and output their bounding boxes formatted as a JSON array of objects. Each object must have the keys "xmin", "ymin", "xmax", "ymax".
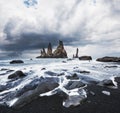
[{"xmin": 0, "ymin": 77, "xmax": 120, "ymax": 113}]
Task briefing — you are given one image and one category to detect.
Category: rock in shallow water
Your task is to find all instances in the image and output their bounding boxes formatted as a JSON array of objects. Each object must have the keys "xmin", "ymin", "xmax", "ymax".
[
  {"xmin": 79, "ymin": 56, "xmax": 92, "ymax": 61},
  {"xmin": 96, "ymin": 56, "xmax": 120, "ymax": 62},
  {"xmin": 104, "ymin": 65, "xmax": 118, "ymax": 68},
  {"xmin": 66, "ymin": 73, "xmax": 79, "ymax": 80},
  {"xmin": 8, "ymin": 71, "xmax": 26, "ymax": 79},
  {"xmin": 10, "ymin": 60, "xmax": 24, "ymax": 64}
]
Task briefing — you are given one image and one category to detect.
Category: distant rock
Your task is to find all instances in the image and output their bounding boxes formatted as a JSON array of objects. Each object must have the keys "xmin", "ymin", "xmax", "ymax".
[
  {"xmin": 67, "ymin": 58, "xmax": 73, "ymax": 61},
  {"xmin": 104, "ymin": 66, "xmax": 118, "ymax": 68},
  {"xmin": 10, "ymin": 60, "xmax": 24, "ymax": 64},
  {"xmin": 41, "ymin": 68, "xmax": 46, "ymax": 70},
  {"xmin": 36, "ymin": 40, "xmax": 67, "ymax": 58},
  {"xmin": 79, "ymin": 70, "xmax": 90, "ymax": 74},
  {"xmin": 62, "ymin": 61, "xmax": 67, "ymax": 63},
  {"xmin": 96, "ymin": 56, "xmax": 120, "ymax": 62},
  {"xmin": 73, "ymin": 48, "xmax": 79, "ymax": 58},
  {"xmin": 79, "ymin": 56, "xmax": 92, "ymax": 61},
  {"xmin": 0, "ymin": 68, "xmax": 9, "ymax": 71},
  {"xmin": 8, "ymin": 71, "xmax": 26, "ymax": 79}
]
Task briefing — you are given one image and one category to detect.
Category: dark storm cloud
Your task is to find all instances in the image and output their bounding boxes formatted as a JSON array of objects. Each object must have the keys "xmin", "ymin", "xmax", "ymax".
[
  {"xmin": 1, "ymin": 32, "xmax": 80, "ymax": 57},
  {"xmin": 0, "ymin": 18, "xmax": 91, "ymax": 57},
  {"xmin": 0, "ymin": 0, "xmax": 120, "ymax": 58}
]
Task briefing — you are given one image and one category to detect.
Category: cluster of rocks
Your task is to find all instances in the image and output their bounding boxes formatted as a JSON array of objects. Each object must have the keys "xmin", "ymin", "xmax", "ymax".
[
  {"xmin": 72, "ymin": 48, "xmax": 92, "ymax": 61},
  {"xmin": 36, "ymin": 40, "xmax": 67, "ymax": 58}
]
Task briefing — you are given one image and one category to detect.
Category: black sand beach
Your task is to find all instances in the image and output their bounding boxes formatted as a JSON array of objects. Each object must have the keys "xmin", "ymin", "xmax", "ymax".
[{"xmin": 0, "ymin": 77, "xmax": 120, "ymax": 113}]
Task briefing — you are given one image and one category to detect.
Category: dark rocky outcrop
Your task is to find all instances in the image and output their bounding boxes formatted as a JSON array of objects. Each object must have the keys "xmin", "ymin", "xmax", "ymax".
[
  {"xmin": 73, "ymin": 48, "xmax": 79, "ymax": 58},
  {"xmin": 47, "ymin": 43, "xmax": 53, "ymax": 57},
  {"xmin": 79, "ymin": 56, "xmax": 92, "ymax": 61},
  {"xmin": 36, "ymin": 41, "xmax": 67, "ymax": 58},
  {"xmin": 12, "ymin": 77, "xmax": 59, "ymax": 108},
  {"xmin": 96, "ymin": 56, "xmax": 120, "ymax": 62},
  {"xmin": 8, "ymin": 71, "xmax": 26, "ymax": 79},
  {"xmin": 104, "ymin": 66, "xmax": 118, "ymax": 68},
  {"xmin": 76, "ymin": 48, "xmax": 79, "ymax": 58},
  {"xmin": 10, "ymin": 60, "xmax": 24, "ymax": 64},
  {"xmin": 53, "ymin": 41, "xmax": 67, "ymax": 58},
  {"xmin": 39, "ymin": 48, "xmax": 47, "ymax": 58},
  {"xmin": 79, "ymin": 70, "xmax": 90, "ymax": 74},
  {"xmin": 41, "ymin": 68, "xmax": 46, "ymax": 70},
  {"xmin": 97, "ymin": 79, "xmax": 115, "ymax": 87}
]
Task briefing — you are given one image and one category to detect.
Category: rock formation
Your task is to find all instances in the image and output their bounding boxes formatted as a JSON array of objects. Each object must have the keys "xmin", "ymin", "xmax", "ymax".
[
  {"xmin": 96, "ymin": 56, "xmax": 120, "ymax": 62},
  {"xmin": 73, "ymin": 48, "xmax": 79, "ymax": 58},
  {"xmin": 8, "ymin": 71, "xmax": 26, "ymax": 79},
  {"xmin": 75, "ymin": 48, "xmax": 79, "ymax": 58},
  {"xmin": 10, "ymin": 60, "xmax": 24, "ymax": 64},
  {"xmin": 53, "ymin": 40, "xmax": 67, "ymax": 58},
  {"xmin": 79, "ymin": 56, "xmax": 92, "ymax": 61},
  {"xmin": 36, "ymin": 40, "xmax": 67, "ymax": 58},
  {"xmin": 47, "ymin": 43, "xmax": 53, "ymax": 57}
]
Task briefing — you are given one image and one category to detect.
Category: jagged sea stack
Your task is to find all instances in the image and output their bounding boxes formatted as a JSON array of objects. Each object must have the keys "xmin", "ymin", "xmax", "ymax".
[
  {"xmin": 47, "ymin": 43, "xmax": 53, "ymax": 57},
  {"xmin": 53, "ymin": 40, "xmax": 67, "ymax": 58},
  {"xmin": 75, "ymin": 48, "xmax": 79, "ymax": 58},
  {"xmin": 36, "ymin": 48, "xmax": 47, "ymax": 58},
  {"xmin": 36, "ymin": 40, "xmax": 67, "ymax": 58},
  {"xmin": 73, "ymin": 48, "xmax": 79, "ymax": 58}
]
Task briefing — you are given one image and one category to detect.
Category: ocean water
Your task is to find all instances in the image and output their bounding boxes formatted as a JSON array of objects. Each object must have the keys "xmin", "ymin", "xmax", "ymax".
[{"xmin": 0, "ymin": 58, "xmax": 120, "ymax": 108}]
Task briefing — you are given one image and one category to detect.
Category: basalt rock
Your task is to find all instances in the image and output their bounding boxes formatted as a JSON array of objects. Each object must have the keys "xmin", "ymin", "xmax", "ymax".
[
  {"xmin": 79, "ymin": 56, "xmax": 92, "ymax": 61},
  {"xmin": 36, "ymin": 41, "xmax": 67, "ymax": 58},
  {"xmin": 47, "ymin": 43, "xmax": 53, "ymax": 57},
  {"xmin": 53, "ymin": 40, "xmax": 67, "ymax": 58},
  {"xmin": 73, "ymin": 48, "xmax": 79, "ymax": 58},
  {"xmin": 10, "ymin": 60, "xmax": 24, "ymax": 64},
  {"xmin": 96, "ymin": 56, "xmax": 120, "ymax": 62},
  {"xmin": 12, "ymin": 77, "xmax": 59, "ymax": 108},
  {"xmin": 8, "ymin": 71, "xmax": 26, "ymax": 79},
  {"xmin": 104, "ymin": 66, "xmax": 118, "ymax": 68}
]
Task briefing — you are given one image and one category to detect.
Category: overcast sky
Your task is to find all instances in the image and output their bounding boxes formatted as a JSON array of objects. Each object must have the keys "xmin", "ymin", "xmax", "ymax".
[{"xmin": 0, "ymin": 0, "xmax": 120, "ymax": 59}]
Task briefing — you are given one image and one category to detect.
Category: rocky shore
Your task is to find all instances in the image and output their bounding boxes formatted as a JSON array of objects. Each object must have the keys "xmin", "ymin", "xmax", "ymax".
[
  {"xmin": 0, "ymin": 57, "xmax": 120, "ymax": 113},
  {"xmin": 0, "ymin": 77, "xmax": 120, "ymax": 113}
]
